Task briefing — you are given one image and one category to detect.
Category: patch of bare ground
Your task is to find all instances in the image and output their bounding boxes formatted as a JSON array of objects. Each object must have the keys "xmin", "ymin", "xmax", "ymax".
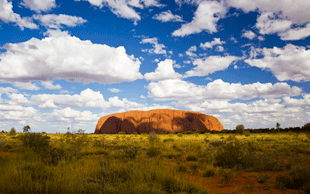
[{"xmin": 156, "ymin": 156, "xmax": 302, "ymax": 194}]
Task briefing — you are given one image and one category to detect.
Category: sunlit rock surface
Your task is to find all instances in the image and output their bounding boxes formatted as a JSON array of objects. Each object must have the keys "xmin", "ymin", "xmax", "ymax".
[{"xmin": 94, "ymin": 109, "xmax": 224, "ymax": 134}]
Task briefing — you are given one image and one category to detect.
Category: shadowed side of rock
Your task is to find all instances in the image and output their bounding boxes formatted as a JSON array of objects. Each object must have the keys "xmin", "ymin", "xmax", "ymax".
[{"xmin": 94, "ymin": 109, "xmax": 224, "ymax": 134}]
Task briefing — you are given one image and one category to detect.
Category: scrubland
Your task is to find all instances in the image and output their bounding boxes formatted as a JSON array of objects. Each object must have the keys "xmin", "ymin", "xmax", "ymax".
[{"xmin": 1, "ymin": 131, "xmax": 310, "ymax": 194}]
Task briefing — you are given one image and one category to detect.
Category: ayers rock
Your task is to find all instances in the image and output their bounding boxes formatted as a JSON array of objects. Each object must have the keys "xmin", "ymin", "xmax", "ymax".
[{"xmin": 95, "ymin": 109, "xmax": 223, "ymax": 134}]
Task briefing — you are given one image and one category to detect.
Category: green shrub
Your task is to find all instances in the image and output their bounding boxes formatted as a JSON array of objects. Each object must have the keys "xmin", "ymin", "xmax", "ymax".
[
  {"xmin": 121, "ymin": 146, "xmax": 138, "ymax": 159},
  {"xmin": 8, "ymin": 127, "xmax": 16, "ymax": 136},
  {"xmin": 118, "ymin": 131, "xmax": 126, "ymax": 134},
  {"xmin": 289, "ymin": 166, "xmax": 310, "ymax": 192},
  {"xmin": 132, "ymin": 132, "xmax": 139, "ymax": 135},
  {"xmin": 189, "ymin": 162, "xmax": 199, "ymax": 172},
  {"xmin": 177, "ymin": 133, "xmax": 183, "ymax": 137},
  {"xmin": 163, "ymin": 138, "xmax": 175, "ymax": 143},
  {"xmin": 274, "ymin": 174, "xmax": 292, "ymax": 191},
  {"xmin": 242, "ymin": 185, "xmax": 253, "ymax": 192},
  {"xmin": 18, "ymin": 133, "xmax": 67, "ymax": 166},
  {"xmin": 93, "ymin": 138, "xmax": 106, "ymax": 147},
  {"xmin": 242, "ymin": 150, "xmax": 284, "ymax": 172},
  {"xmin": 18, "ymin": 132, "xmax": 50, "ymax": 154},
  {"xmin": 146, "ymin": 147, "xmax": 161, "ymax": 157},
  {"xmin": 257, "ymin": 173, "xmax": 270, "ymax": 183},
  {"xmin": 236, "ymin": 124, "xmax": 245, "ymax": 135},
  {"xmin": 186, "ymin": 155, "xmax": 198, "ymax": 162},
  {"xmin": 243, "ymin": 131, "xmax": 251, "ymax": 137},
  {"xmin": 176, "ymin": 164, "xmax": 188, "ymax": 172},
  {"xmin": 284, "ymin": 162, "xmax": 292, "ymax": 170},
  {"xmin": 165, "ymin": 153, "xmax": 180, "ymax": 159},
  {"xmin": 220, "ymin": 169, "xmax": 234, "ymax": 184},
  {"xmin": 148, "ymin": 131, "xmax": 159, "ymax": 146},
  {"xmin": 214, "ymin": 136, "xmax": 247, "ymax": 168},
  {"xmin": 172, "ymin": 144, "xmax": 182, "ymax": 151},
  {"xmin": 202, "ymin": 168, "xmax": 216, "ymax": 177}
]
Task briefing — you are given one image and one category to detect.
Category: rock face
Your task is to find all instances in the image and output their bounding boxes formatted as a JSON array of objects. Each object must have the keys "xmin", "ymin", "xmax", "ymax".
[{"xmin": 95, "ymin": 109, "xmax": 224, "ymax": 134}]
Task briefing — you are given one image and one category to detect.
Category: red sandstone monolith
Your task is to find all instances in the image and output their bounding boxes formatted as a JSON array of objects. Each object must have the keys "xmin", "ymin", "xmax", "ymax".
[{"xmin": 94, "ymin": 109, "xmax": 223, "ymax": 134}]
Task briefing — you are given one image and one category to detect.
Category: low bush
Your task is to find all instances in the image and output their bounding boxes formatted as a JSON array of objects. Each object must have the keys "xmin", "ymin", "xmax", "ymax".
[
  {"xmin": 186, "ymin": 155, "xmax": 198, "ymax": 162},
  {"xmin": 274, "ymin": 174, "xmax": 292, "ymax": 191},
  {"xmin": 289, "ymin": 166, "xmax": 310, "ymax": 192},
  {"xmin": 172, "ymin": 144, "xmax": 182, "ymax": 151},
  {"xmin": 146, "ymin": 147, "xmax": 161, "ymax": 157},
  {"xmin": 202, "ymin": 168, "xmax": 216, "ymax": 177},
  {"xmin": 243, "ymin": 131, "xmax": 251, "ymax": 137},
  {"xmin": 214, "ymin": 136, "xmax": 247, "ymax": 168},
  {"xmin": 92, "ymin": 138, "xmax": 106, "ymax": 147},
  {"xmin": 220, "ymin": 169, "xmax": 234, "ymax": 184},
  {"xmin": 242, "ymin": 150, "xmax": 284, "ymax": 172},
  {"xmin": 257, "ymin": 173, "xmax": 270, "ymax": 183},
  {"xmin": 18, "ymin": 133, "xmax": 51, "ymax": 154},
  {"xmin": 242, "ymin": 184, "xmax": 253, "ymax": 192},
  {"xmin": 176, "ymin": 133, "xmax": 183, "ymax": 137},
  {"xmin": 8, "ymin": 128, "xmax": 16, "ymax": 136},
  {"xmin": 120, "ymin": 146, "xmax": 138, "ymax": 159},
  {"xmin": 165, "ymin": 153, "xmax": 180, "ymax": 159},
  {"xmin": 163, "ymin": 138, "xmax": 175, "ymax": 143},
  {"xmin": 189, "ymin": 162, "xmax": 199, "ymax": 172},
  {"xmin": 176, "ymin": 164, "xmax": 188, "ymax": 173}
]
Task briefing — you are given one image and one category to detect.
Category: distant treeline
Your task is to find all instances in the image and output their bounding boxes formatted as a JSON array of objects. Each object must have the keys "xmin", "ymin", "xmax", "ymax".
[{"xmin": 1, "ymin": 123, "xmax": 309, "ymax": 134}]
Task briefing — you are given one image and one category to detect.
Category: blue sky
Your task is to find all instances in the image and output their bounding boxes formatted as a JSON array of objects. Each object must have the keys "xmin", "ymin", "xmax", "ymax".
[{"xmin": 0, "ymin": 0, "xmax": 309, "ymax": 133}]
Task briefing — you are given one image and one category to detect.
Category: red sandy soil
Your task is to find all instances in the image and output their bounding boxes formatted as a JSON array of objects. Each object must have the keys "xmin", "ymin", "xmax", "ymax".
[{"xmin": 158, "ymin": 156, "xmax": 301, "ymax": 194}]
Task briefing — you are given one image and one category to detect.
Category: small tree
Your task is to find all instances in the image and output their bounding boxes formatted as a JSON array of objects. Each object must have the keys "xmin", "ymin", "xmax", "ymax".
[
  {"xmin": 9, "ymin": 127, "xmax": 16, "ymax": 136},
  {"xmin": 276, "ymin": 122, "xmax": 281, "ymax": 132},
  {"xmin": 23, "ymin": 125, "xmax": 31, "ymax": 133},
  {"xmin": 236, "ymin": 124, "xmax": 245, "ymax": 135},
  {"xmin": 77, "ymin": 129, "xmax": 85, "ymax": 134}
]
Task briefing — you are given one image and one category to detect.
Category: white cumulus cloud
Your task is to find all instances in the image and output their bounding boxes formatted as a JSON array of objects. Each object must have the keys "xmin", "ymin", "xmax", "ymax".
[
  {"xmin": 0, "ymin": 0, "xmax": 38, "ymax": 30},
  {"xmin": 242, "ymin": 30, "xmax": 257, "ymax": 40},
  {"xmin": 75, "ymin": 0, "xmax": 163, "ymax": 21},
  {"xmin": 226, "ymin": 0, "xmax": 310, "ymax": 40},
  {"xmin": 152, "ymin": 10, "xmax": 184, "ymax": 22},
  {"xmin": 184, "ymin": 55, "xmax": 238, "ymax": 78},
  {"xmin": 172, "ymin": 1, "xmax": 227, "ymax": 37},
  {"xmin": 0, "ymin": 31, "xmax": 143, "ymax": 84},
  {"xmin": 108, "ymin": 88, "xmax": 121, "ymax": 93},
  {"xmin": 33, "ymin": 14, "xmax": 87, "ymax": 29},
  {"xmin": 147, "ymin": 78, "xmax": 301, "ymax": 101},
  {"xmin": 140, "ymin": 37, "xmax": 166, "ymax": 54},
  {"xmin": 40, "ymin": 81, "xmax": 61, "ymax": 89},
  {"xmin": 200, "ymin": 38, "xmax": 225, "ymax": 49},
  {"xmin": 144, "ymin": 59, "xmax": 182, "ymax": 81},
  {"xmin": 245, "ymin": 44, "xmax": 310, "ymax": 82},
  {"xmin": 21, "ymin": 0, "xmax": 56, "ymax": 12}
]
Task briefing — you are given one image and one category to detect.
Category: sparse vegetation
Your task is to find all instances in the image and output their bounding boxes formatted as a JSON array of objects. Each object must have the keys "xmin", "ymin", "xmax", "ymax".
[{"xmin": 0, "ymin": 128, "xmax": 310, "ymax": 193}]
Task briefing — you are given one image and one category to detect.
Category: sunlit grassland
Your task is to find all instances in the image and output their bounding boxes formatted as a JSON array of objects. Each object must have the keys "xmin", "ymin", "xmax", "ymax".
[{"xmin": 1, "ymin": 131, "xmax": 310, "ymax": 193}]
